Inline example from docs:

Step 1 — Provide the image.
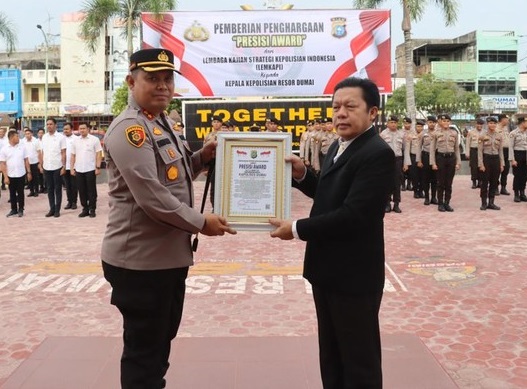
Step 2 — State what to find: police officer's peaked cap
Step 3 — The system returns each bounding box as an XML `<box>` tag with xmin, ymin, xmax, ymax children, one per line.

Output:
<box><xmin>476</xmin><ymin>118</ymin><xmax>485</xmax><ymax>125</ymax></box>
<box><xmin>517</xmin><ymin>116</ymin><xmax>527</xmax><ymax>124</ymax></box>
<box><xmin>403</xmin><ymin>117</ymin><xmax>412</xmax><ymax>124</ymax></box>
<box><xmin>211</xmin><ymin>115</ymin><xmax>222</xmax><ymax>122</ymax></box>
<box><xmin>266</xmin><ymin>116</ymin><xmax>279</xmax><ymax>124</ymax></box>
<box><xmin>438</xmin><ymin>113</ymin><xmax>451</xmax><ymax>120</ymax></box>
<box><xmin>249</xmin><ymin>123</ymin><xmax>260</xmax><ymax>131</ymax></box>
<box><xmin>486</xmin><ymin>116</ymin><xmax>498</xmax><ymax>123</ymax></box>
<box><xmin>416</xmin><ymin>119</ymin><xmax>425</xmax><ymax>126</ymax></box>
<box><xmin>307</xmin><ymin>120</ymin><xmax>315</xmax><ymax>125</ymax></box>
<box><xmin>129</xmin><ymin>48</ymin><xmax>181</xmax><ymax>74</ymax></box>
<box><xmin>322</xmin><ymin>117</ymin><xmax>332</xmax><ymax>123</ymax></box>
<box><xmin>498</xmin><ymin>114</ymin><xmax>509</xmax><ymax>121</ymax></box>
<box><xmin>426</xmin><ymin>115</ymin><xmax>437</xmax><ymax>122</ymax></box>
<box><xmin>387</xmin><ymin>115</ymin><xmax>399</xmax><ymax>122</ymax></box>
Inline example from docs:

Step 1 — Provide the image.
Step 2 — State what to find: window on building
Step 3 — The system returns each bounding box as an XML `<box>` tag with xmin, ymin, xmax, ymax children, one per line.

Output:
<box><xmin>478</xmin><ymin>50</ymin><xmax>517</xmax><ymax>63</ymax></box>
<box><xmin>105</xmin><ymin>35</ymin><xmax>111</xmax><ymax>56</ymax></box>
<box><xmin>10</xmin><ymin>91</ymin><xmax>15</xmax><ymax>101</ymax></box>
<box><xmin>105</xmin><ymin>71</ymin><xmax>112</xmax><ymax>91</ymax></box>
<box><xmin>457</xmin><ymin>82</ymin><xmax>475</xmax><ymax>92</ymax></box>
<box><xmin>478</xmin><ymin>80</ymin><xmax>516</xmax><ymax>95</ymax></box>
<box><xmin>520</xmin><ymin>90</ymin><xmax>527</xmax><ymax>99</ymax></box>
<box><xmin>48</xmin><ymin>88</ymin><xmax>61</xmax><ymax>102</ymax></box>
<box><xmin>31</xmin><ymin>88</ymin><xmax>39</xmax><ymax>102</ymax></box>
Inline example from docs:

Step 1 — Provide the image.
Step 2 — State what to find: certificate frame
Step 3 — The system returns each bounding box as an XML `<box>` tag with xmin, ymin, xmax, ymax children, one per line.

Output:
<box><xmin>214</xmin><ymin>132</ymin><xmax>292</xmax><ymax>231</ymax></box>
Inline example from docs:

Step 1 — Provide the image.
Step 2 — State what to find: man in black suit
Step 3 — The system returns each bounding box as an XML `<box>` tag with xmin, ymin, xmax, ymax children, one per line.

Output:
<box><xmin>270</xmin><ymin>77</ymin><xmax>394</xmax><ymax>389</ymax></box>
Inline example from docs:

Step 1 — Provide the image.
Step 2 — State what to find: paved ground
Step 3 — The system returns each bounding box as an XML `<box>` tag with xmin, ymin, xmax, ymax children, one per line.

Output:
<box><xmin>0</xmin><ymin>167</ymin><xmax>526</xmax><ymax>388</ymax></box>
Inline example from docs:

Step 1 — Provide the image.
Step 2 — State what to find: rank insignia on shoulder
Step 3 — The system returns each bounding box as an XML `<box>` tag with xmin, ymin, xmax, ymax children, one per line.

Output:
<box><xmin>167</xmin><ymin>148</ymin><xmax>177</xmax><ymax>159</ymax></box>
<box><xmin>125</xmin><ymin>125</ymin><xmax>146</xmax><ymax>148</ymax></box>
<box><xmin>142</xmin><ymin>109</ymin><xmax>155</xmax><ymax>121</ymax></box>
<box><xmin>167</xmin><ymin>166</ymin><xmax>178</xmax><ymax>180</ymax></box>
<box><xmin>153</xmin><ymin>127</ymin><xmax>163</xmax><ymax>136</ymax></box>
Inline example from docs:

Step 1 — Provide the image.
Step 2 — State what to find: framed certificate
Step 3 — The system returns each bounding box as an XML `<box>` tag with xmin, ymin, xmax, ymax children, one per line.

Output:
<box><xmin>214</xmin><ymin>132</ymin><xmax>292</xmax><ymax>231</ymax></box>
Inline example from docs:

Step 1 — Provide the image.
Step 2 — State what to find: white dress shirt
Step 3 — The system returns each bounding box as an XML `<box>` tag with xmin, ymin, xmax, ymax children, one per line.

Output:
<box><xmin>0</xmin><ymin>143</ymin><xmax>28</xmax><ymax>178</ymax></box>
<box><xmin>22</xmin><ymin>137</ymin><xmax>40</xmax><ymax>164</ymax></box>
<box><xmin>71</xmin><ymin>134</ymin><xmax>103</xmax><ymax>173</ymax></box>
<box><xmin>41</xmin><ymin>132</ymin><xmax>66</xmax><ymax>171</ymax></box>
<box><xmin>64</xmin><ymin>134</ymin><xmax>79</xmax><ymax>170</ymax></box>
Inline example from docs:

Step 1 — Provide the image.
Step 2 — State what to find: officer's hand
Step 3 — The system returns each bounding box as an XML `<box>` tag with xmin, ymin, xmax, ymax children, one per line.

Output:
<box><xmin>403</xmin><ymin>165</ymin><xmax>408</xmax><ymax>172</ymax></box>
<box><xmin>500</xmin><ymin>166</ymin><xmax>504</xmax><ymax>172</ymax></box>
<box><xmin>480</xmin><ymin>166</ymin><xmax>486</xmax><ymax>172</ymax></box>
<box><xmin>201</xmin><ymin>141</ymin><xmax>217</xmax><ymax>164</ymax></box>
<box><xmin>60</xmin><ymin>167</ymin><xmax>66</xmax><ymax>176</ymax></box>
<box><xmin>285</xmin><ymin>155</ymin><xmax>307</xmax><ymax>180</ymax></box>
<box><xmin>269</xmin><ymin>218</ymin><xmax>294</xmax><ymax>240</ymax></box>
<box><xmin>417</xmin><ymin>162</ymin><xmax>423</xmax><ymax>168</ymax></box>
<box><xmin>455</xmin><ymin>164</ymin><xmax>460</xmax><ymax>170</ymax></box>
<box><xmin>512</xmin><ymin>161</ymin><xmax>518</xmax><ymax>167</ymax></box>
<box><xmin>27</xmin><ymin>173</ymin><xmax>32</xmax><ymax>182</ymax></box>
<box><xmin>201</xmin><ymin>213</ymin><xmax>237</xmax><ymax>236</ymax></box>
<box><xmin>432</xmin><ymin>164</ymin><xmax>438</xmax><ymax>171</ymax></box>
<box><xmin>3</xmin><ymin>177</ymin><xmax>9</xmax><ymax>185</ymax></box>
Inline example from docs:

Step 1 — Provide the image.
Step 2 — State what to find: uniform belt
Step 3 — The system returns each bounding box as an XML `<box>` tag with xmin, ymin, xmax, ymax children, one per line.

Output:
<box><xmin>483</xmin><ymin>153</ymin><xmax>499</xmax><ymax>158</ymax></box>
<box><xmin>395</xmin><ymin>156</ymin><xmax>403</xmax><ymax>160</ymax></box>
<box><xmin>422</xmin><ymin>151</ymin><xmax>430</xmax><ymax>154</ymax></box>
<box><xmin>436</xmin><ymin>152</ymin><xmax>454</xmax><ymax>158</ymax></box>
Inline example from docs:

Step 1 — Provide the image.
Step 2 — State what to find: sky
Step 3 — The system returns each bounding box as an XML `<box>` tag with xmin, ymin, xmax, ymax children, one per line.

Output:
<box><xmin>2</xmin><ymin>0</ymin><xmax>527</xmax><ymax>71</ymax></box>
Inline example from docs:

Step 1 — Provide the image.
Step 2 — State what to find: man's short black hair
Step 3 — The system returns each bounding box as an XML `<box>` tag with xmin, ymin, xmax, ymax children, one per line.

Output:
<box><xmin>47</xmin><ymin>117</ymin><xmax>57</xmax><ymax>124</ymax></box>
<box><xmin>333</xmin><ymin>77</ymin><xmax>380</xmax><ymax>110</ymax></box>
<box><xmin>7</xmin><ymin>129</ymin><xmax>18</xmax><ymax>139</ymax></box>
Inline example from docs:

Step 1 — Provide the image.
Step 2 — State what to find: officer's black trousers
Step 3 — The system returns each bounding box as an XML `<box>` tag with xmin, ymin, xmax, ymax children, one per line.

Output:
<box><xmin>500</xmin><ymin>148</ymin><xmax>510</xmax><ymax>187</ymax></box>
<box><xmin>388</xmin><ymin>156</ymin><xmax>403</xmax><ymax>203</ymax></box>
<box><xmin>27</xmin><ymin>163</ymin><xmax>39</xmax><ymax>194</ymax></box>
<box><xmin>469</xmin><ymin>148</ymin><xmax>480</xmax><ymax>183</ymax></box>
<box><xmin>512</xmin><ymin>150</ymin><xmax>527</xmax><ymax>191</ymax></box>
<box><xmin>8</xmin><ymin>175</ymin><xmax>25</xmax><ymax>212</ymax></box>
<box><xmin>480</xmin><ymin>154</ymin><xmax>500</xmax><ymax>200</ymax></box>
<box><xmin>421</xmin><ymin>152</ymin><xmax>437</xmax><ymax>197</ymax></box>
<box><xmin>102</xmin><ymin>261</ymin><xmax>188</xmax><ymax>389</ymax></box>
<box><xmin>436</xmin><ymin>153</ymin><xmax>456</xmax><ymax>204</ymax></box>
<box><xmin>62</xmin><ymin>169</ymin><xmax>78</xmax><ymax>205</ymax></box>
<box><xmin>410</xmin><ymin>153</ymin><xmax>422</xmax><ymax>193</ymax></box>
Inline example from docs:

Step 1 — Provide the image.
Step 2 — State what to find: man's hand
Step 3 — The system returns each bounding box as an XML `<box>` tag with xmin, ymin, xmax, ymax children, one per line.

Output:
<box><xmin>201</xmin><ymin>213</ymin><xmax>237</xmax><ymax>236</ymax></box>
<box><xmin>403</xmin><ymin>165</ymin><xmax>408</xmax><ymax>172</ymax></box>
<box><xmin>201</xmin><ymin>140</ymin><xmax>217</xmax><ymax>165</ymax></box>
<box><xmin>60</xmin><ymin>167</ymin><xmax>66</xmax><ymax>176</ymax></box>
<box><xmin>512</xmin><ymin>160</ymin><xmax>518</xmax><ymax>167</ymax></box>
<box><xmin>417</xmin><ymin>162</ymin><xmax>423</xmax><ymax>168</ymax></box>
<box><xmin>455</xmin><ymin>163</ymin><xmax>460</xmax><ymax>170</ymax></box>
<box><xmin>3</xmin><ymin>176</ymin><xmax>9</xmax><ymax>185</ymax></box>
<box><xmin>480</xmin><ymin>166</ymin><xmax>486</xmax><ymax>172</ymax></box>
<box><xmin>432</xmin><ymin>164</ymin><xmax>438</xmax><ymax>171</ymax></box>
<box><xmin>71</xmin><ymin>169</ymin><xmax>76</xmax><ymax>176</ymax></box>
<box><xmin>285</xmin><ymin>155</ymin><xmax>307</xmax><ymax>180</ymax></box>
<box><xmin>269</xmin><ymin>218</ymin><xmax>294</xmax><ymax>240</ymax></box>
<box><xmin>27</xmin><ymin>172</ymin><xmax>32</xmax><ymax>182</ymax></box>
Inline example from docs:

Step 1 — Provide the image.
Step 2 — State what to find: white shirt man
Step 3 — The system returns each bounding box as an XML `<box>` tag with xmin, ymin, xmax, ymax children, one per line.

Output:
<box><xmin>71</xmin><ymin>122</ymin><xmax>103</xmax><ymax>218</ymax></box>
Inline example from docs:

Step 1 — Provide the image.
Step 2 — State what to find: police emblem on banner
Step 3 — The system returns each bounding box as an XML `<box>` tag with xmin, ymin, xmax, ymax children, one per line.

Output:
<box><xmin>183</xmin><ymin>21</ymin><xmax>210</xmax><ymax>42</ymax></box>
<box><xmin>331</xmin><ymin>17</ymin><xmax>347</xmax><ymax>38</ymax></box>
<box><xmin>125</xmin><ymin>126</ymin><xmax>146</xmax><ymax>148</ymax></box>
<box><xmin>251</xmin><ymin>150</ymin><xmax>258</xmax><ymax>159</ymax></box>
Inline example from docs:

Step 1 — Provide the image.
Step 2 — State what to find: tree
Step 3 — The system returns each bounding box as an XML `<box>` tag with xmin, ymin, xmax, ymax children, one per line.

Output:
<box><xmin>385</xmin><ymin>74</ymin><xmax>480</xmax><ymax>117</ymax></box>
<box><xmin>0</xmin><ymin>12</ymin><xmax>17</xmax><ymax>53</ymax></box>
<box><xmin>80</xmin><ymin>0</ymin><xmax>176</xmax><ymax>58</ymax></box>
<box><xmin>354</xmin><ymin>0</ymin><xmax>458</xmax><ymax>126</ymax></box>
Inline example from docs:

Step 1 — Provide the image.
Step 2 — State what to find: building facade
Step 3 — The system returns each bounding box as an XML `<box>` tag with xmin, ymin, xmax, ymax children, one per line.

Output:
<box><xmin>395</xmin><ymin>30</ymin><xmax>520</xmax><ymax>114</ymax></box>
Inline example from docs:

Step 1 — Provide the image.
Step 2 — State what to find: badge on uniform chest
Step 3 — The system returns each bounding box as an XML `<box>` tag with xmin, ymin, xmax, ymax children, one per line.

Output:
<box><xmin>167</xmin><ymin>166</ymin><xmax>178</xmax><ymax>180</ymax></box>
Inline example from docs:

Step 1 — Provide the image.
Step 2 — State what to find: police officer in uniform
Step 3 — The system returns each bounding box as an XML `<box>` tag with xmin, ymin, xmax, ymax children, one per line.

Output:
<box><xmin>466</xmin><ymin>118</ymin><xmax>485</xmax><ymax>188</ymax></box>
<box><xmin>380</xmin><ymin>115</ymin><xmax>407</xmax><ymax>213</ymax></box>
<box><xmin>401</xmin><ymin>117</ymin><xmax>412</xmax><ymax>191</ymax></box>
<box><xmin>404</xmin><ymin>119</ymin><xmax>424</xmax><ymax>198</ymax></box>
<box><xmin>509</xmin><ymin>116</ymin><xmax>527</xmax><ymax>202</ymax></box>
<box><xmin>417</xmin><ymin>116</ymin><xmax>439</xmax><ymax>205</ymax></box>
<box><xmin>430</xmin><ymin>114</ymin><xmax>461</xmax><ymax>212</ymax></box>
<box><xmin>478</xmin><ymin>116</ymin><xmax>504</xmax><ymax>210</ymax></box>
<box><xmin>101</xmin><ymin>48</ymin><xmax>236</xmax><ymax>389</ymax></box>
<box><xmin>496</xmin><ymin>114</ymin><xmax>511</xmax><ymax>195</ymax></box>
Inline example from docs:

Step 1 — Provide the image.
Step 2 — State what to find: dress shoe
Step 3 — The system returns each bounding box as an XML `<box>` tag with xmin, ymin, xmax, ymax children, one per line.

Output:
<box><xmin>45</xmin><ymin>210</ymin><xmax>55</xmax><ymax>217</ymax></box>
<box><xmin>431</xmin><ymin>198</ymin><xmax>439</xmax><ymax>205</ymax></box>
<box><xmin>54</xmin><ymin>211</ymin><xmax>60</xmax><ymax>218</ymax></box>
<box><xmin>28</xmin><ymin>192</ymin><xmax>36</xmax><ymax>197</ymax></box>
<box><xmin>78</xmin><ymin>210</ymin><xmax>90</xmax><ymax>218</ymax></box>
<box><xmin>494</xmin><ymin>189</ymin><xmax>500</xmax><ymax>196</ymax></box>
<box><xmin>438</xmin><ymin>204</ymin><xmax>446</xmax><ymax>212</ymax></box>
<box><xmin>64</xmin><ymin>203</ymin><xmax>72</xmax><ymax>210</ymax></box>
<box><xmin>392</xmin><ymin>203</ymin><xmax>402</xmax><ymax>213</ymax></box>
<box><xmin>424</xmin><ymin>198</ymin><xmax>430</xmax><ymax>205</ymax></box>
<box><xmin>480</xmin><ymin>201</ymin><xmax>487</xmax><ymax>211</ymax></box>
<box><xmin>89</xmin><ymin>210</ymin><xmax>96</xmax><ymax>218</ymax></box>
<box><xmin>514</xmin><ymin>192</ymin><xmax>521</xmax><ymax>202</ymax></box>
<box><xmin>471</xmin><ymin>182</ymin><xmax>477</xmax><ymax>189</ymax></box>
<box><xmin>487</xmin><ymin>200</ymin><xmax>500</xmax><ymax>210</ymax></box>
<box><xmin>71</xmin><ymin>203</ymin><xmax>78</xmax><ymax>210</ymax></box>
<box><xmin>413</xmin><ymin>192</ymin><xmax>419</xmax><ymax>199</ymax></box>
<box><xmin>18</xmin><ymin>210</ymin><xmax>24</xmax><ymax>217</ymax></box>
<box><xmin>500</xmin><ymin>187</ymin><xmax>510</xmax><ymax>195</ymax></box>
<box><xmin>401</xmin><ymin>185</ymin><xmax>406</xmax><ymax>192</ymax></box>
<box><xmin>406</xmin><ymin>183</ymin><xmax>412</xmax><ymax>191</ymax></box>
<box><xmin>385</xmin><ymin>204</ymin><xmax>392</xmax><ymax>213</ymax></box>
<box><xmin>444</xmin><ymin>203</ymin><xmax>454</xmax><ymax>212</ymax></box>
<box><xmin>6</xmin><ymin>210</ymin><xmax>18</xmax><ymax>217</ymax></box>
<box><xmin>520</xmin><ymin>193</ymin><xmax>527</xmax><ymax>202</ymax></box>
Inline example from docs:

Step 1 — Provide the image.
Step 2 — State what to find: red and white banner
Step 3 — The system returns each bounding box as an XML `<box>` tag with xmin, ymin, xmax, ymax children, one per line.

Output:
<box><xmin>141</xmin><ymin>9</ymin><xmax>391</xmax><ymax>97</ymax></box>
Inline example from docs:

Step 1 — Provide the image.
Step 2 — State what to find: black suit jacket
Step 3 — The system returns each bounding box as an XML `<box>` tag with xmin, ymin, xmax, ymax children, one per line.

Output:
<box><xmin>294</xmin><ymin>126</ymin><xmax>395</xmax><ymax>295</ymax></box>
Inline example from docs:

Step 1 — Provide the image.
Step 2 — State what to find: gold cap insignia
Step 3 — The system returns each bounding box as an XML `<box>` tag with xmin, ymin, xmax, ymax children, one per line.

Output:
<box><xmin>167</xmin><ymin>166</ymin><xmax>178</xmax><ymax>180</ymax></box>
<box><xmin>153</xmin><ymin>127</ymin><xmax>162</xmax><ymax>136</ymax></box>
<box><xmin>158</xmin><ymin>51</ymin><xmax>169</xmax><ymax>62</ymax></box>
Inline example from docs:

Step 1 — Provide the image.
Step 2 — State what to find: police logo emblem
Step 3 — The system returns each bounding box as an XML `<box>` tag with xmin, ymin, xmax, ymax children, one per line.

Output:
<box><xmin>184</xmin><ymin>21</ymin><xmax>210</xmax><ymax>42</ymax></box>
<box><xmin>153</xmin><ymin>127</ymin><xmax>163</xmax><ymax>136</ymax></box>
<box><xmin>125</xmin><ymin>125</ymin><xmax>146</xmax><ymax>148</ymax></box>
<box><xmin>251</xmin><ymin>150</ymin><xmax>258</xmax><ymax>159</ymax></box>
<box><xmin>167</xmin><ymin>166</ymin><xmax>178</xmax><ymax>180</ymax></box>
<box><xmin>331</xmin><ymin>17</ymin><xmax>347</xmax><ymax>39</ymax></box>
